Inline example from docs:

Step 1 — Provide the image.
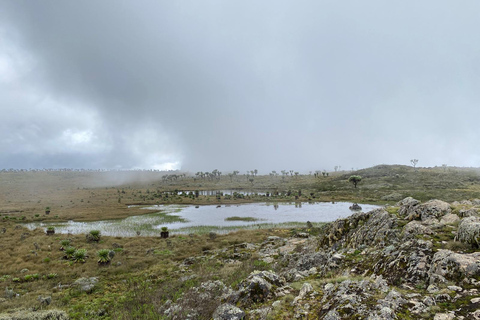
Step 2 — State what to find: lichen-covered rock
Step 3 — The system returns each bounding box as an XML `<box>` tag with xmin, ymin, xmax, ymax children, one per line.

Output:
<box><xmin>378</xmin><ymin>289</ymin><xmax>407</xmax><ymax>310</ymax></box>
<box><xmin>320</xmin><ymin>209</ymin><xmax>399</xmax><ymax>249</ymax></box>
<box><xmin>420</xmin><ymin>200</ymin><xmax>451</xmax><ymax>219</ymax></box>
<box><xmin>73</xmin><ymin>277</ymin><xmax>98</xmax><ymax>293</ymax></box>
<box><xmin>237</xmin><ymin>271</ymin><xmax>285</xmax><ymax>303</ymax></box>
<box><xmin>457</xmin><ymin>216</ymin><xmax>480</xmax><ymax>247</ymax></box>
<box><xmin>164</xmin><ymin>280</ymin><xmax>233</xmax><ymax>319</ymax></box>
<box><xmin>283</xmin><ymin>251</ymin><xmax>328</xmax><ymax>274</ymax></box>
<box><xmin>403</xmin><ymin>221</ymin><xmax>434</xmax><ymax>237</ymax></box>
<box><xmin>428</xmin><ymin>249</ymin><xmax>480</xmax><ymax>284</ymax></box>
<box><xmin>459</xmin><ymin>208</ymin><xmax>479</xmax><ymax>217</ymax></box>
<box><xmin>440</xmin><ymin>213</ymin><xmax>460</xmax><ymax>225</ymax></box>
<box><xmin>370</xmin><ymin>239</ymin><xmax>433</xmax><ymax>285</ymax></box>
<box><xmin>397</xmin><ymin>197</ymin><xmax>420</xmax><ymax>218</ymax></box>
<box><xmin>309</xmin><ymin>278</ymin><xmax>403</xmax><ymax>319</ymax></box>
<box><xmin>37</xmin><ymin>295</ymin><xmax>51</xmax><ymax>306</ymax></box>
<box><xmin>347</xmin><ymin>209</ymin><xmax>399</xmax><ymax>248</ymax></box>
<box><xmin>403</xmin><ymin>199</ymin><xmax>451</xmax><ymax>221</ymax></box>
<box><xmin>0</xmin><ymin>310</ymin><xmax>69</xmax><ymax>320</ymax></box>
<box><xmin>293</xmin><ymin>282</ymin><xmax>313</xmax><ymax>305</ymax></box>
<box><xmin>212</xmin><ymin>303</ymin><xmax>245</xmax><ymax>320</ymax></box>
<box><xmin>433</xmin><ymin>313</ymin><xmax>455</xmax><ymax>320</ymax></box>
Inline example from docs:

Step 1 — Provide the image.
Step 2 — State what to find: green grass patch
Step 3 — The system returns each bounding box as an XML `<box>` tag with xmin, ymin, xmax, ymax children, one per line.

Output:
<box><xmin>224</xmin><ymin>216</ymin><xmax>260</xmax><ymax>222</ymax></box>
<box><xmin>172</xmin><ymin>221</ymin><xmax>327</xmax><ymax>235</ymax></box>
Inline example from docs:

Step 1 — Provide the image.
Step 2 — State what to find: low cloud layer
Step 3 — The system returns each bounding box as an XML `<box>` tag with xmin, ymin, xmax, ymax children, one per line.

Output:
<box><xmin>2</xmin><ymin>1</ymin><xmax>480</xmax><ymax>173</ymax></box>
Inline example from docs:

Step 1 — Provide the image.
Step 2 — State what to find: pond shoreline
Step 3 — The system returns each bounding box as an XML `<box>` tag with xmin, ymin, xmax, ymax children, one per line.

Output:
<box><xmin>23</xmin><ymin>202</ymin><xmax>381</xmax><ymax>237</ymax></box>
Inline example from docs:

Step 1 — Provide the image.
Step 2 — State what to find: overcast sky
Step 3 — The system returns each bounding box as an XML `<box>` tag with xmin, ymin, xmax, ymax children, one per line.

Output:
<box><xmin>1</xmin><ymin>1</ymin><xmax>480</xmax><ymax>173</ymax></box>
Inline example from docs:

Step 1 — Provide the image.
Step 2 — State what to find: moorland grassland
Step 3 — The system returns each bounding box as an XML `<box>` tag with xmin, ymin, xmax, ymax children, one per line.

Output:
<box><xmin>2</xmin><ymin>165</ymin><xmax>480</xmax><ymax>319</ymax></box>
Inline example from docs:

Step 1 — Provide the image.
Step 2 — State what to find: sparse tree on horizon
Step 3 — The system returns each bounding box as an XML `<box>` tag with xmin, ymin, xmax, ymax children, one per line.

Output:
<box><xmin>411</xmin><ymin>159</ymin><xmax>419</xmax><ymax>169</ymax></box>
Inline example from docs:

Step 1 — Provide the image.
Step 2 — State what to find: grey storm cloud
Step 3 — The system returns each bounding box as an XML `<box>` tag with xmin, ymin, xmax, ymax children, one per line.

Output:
<box><xmin>1</xmin><ymin>1</ymin><xmax>480</xmax><ymax>172</ymax></box>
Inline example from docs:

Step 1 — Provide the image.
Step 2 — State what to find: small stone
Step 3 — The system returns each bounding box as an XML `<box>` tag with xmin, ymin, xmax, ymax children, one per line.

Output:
<box><xmin>471</xmin><ymin>297</ymin><xmax>480</xmax><ymax>304</ymax></box>
<box><xmin>331</xmin><ymin>253</ymin><xmax>344</xmax><ymax>261</ymax></box>
<box><xmin>434</xmin><ymin>313</ymin><xmax>455</xmax><ymax>320</ymax></box>
<box><xmin>262</xmin><ymin>257</ymin><xmax>274</xmax><ymax>264</ymax></box>
<box><xmin>293</xmin><ymin>283</ymin><xmax>313</xmax><ymax>305</ymax></box>
<box><xmin>471</xmin><ymin>310</ymin><xmax>480</xmax><ymax>320</ymax></box>
<box><xmin>296</xmin><ymin>232</ymin><xmax>309</xmax><ymax>238</ymax></box>
<box><xmin>73</xmin><ymin>277</ymin><xmax>98</xmax><ymax>293</ymax></box>
<box><xmin>435</xmin><ymin>293</ymin><xmax>451</xmax><ymax>302</ymax></box>
<box><xmin>427</xmin><ymin>284</ymin><xmax>439</xmax><ymax>293</ymax></box>
<box><xmin>423</xmin><ymin>296</ymin><xmax>436</xmax><ymax>306</ymax></box>
<box><xmin>37</xmin><ymin>295</ymin><xmax>52</xmax><ymax>305</ymax></box>
<box><xmin>5</xmin><ymin>288</ymin><xmax>15</xmax><ymax>299</ymax></box>
<box><xmin>112</xmin><ymin>242</ymin><xmax>123</xmax><ymax>249</ymax></box>
<box><xmin>447</xmin><ymin>285</ymin><xmax>463</xmax><ymax>292</ymax></box>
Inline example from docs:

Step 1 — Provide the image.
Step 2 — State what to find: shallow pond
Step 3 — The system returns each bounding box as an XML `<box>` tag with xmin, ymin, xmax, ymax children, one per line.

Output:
<box><xmin>25</xmin><ymin>202</ymin><xmax>380</xmax><ymax>237</ymax></box>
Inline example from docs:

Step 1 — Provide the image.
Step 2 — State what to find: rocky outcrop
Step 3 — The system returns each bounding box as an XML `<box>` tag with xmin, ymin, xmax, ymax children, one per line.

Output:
<box><xmin>139</xmin><ymin>200</ymin><xmax>480</xmax><ymax>319</ymax></box>
<box><xmin>320</xmin><ymin>209</ymin><xmax>399</xmax><ymax>249</ymax></box>
<box><xmin>312</xmin><ymin>277</ymin><xmax>405</xmax><ymax>319</ymax></box>
<box><xmin>347</xmin><ymin>209</ymin><xmax>399</xmax><ymax>248</ymax></box>
<box><xmin>400</xmin><ymin>199</ymin><xmax>451</xmax><ymax>221</ymax></box>
<box><xmin>399</xmin><ymin>200</ymin><xmax>452</xmax><ymax>221</ymax></box>
<box><xmin>370</xmin><ymin>239</ymin><xmax>433</xmax><ymax>285</ymax></box>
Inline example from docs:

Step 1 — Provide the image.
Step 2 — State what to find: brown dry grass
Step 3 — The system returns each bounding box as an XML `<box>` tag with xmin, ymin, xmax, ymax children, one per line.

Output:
<box><xmin>0</xmin><ymin>171</ymin><xmax>327</xmax><ymax>222</ymax></box>
<box><xmin>0</xmin><ymin>215</ymin><xmax>285</xmax><ymax>314</ymax></box>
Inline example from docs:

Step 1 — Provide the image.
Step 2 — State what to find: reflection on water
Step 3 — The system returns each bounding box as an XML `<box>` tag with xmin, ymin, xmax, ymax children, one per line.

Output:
<box><xmin>24</xmin><ymin>202</ymin><xmax>380</xmax><ymax>237</ymax></box>
<box><xmin>178</xmin><ymin>190</ymin><xmax>267</xmax><ymax>196</ymax></box>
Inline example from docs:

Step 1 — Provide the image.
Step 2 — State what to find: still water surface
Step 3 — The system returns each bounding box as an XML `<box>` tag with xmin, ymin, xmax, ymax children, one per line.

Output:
<box><xmin>25</xmin><ymin>202</ymin><xmax>380</xmax><ymax>237</ymax></box>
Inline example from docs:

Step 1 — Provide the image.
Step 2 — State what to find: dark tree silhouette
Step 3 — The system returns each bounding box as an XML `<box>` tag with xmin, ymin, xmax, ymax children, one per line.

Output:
<box><xmin>348</xmin><ymin>175</ymin><xmax>362</xmax><ymax>188</ymax></box>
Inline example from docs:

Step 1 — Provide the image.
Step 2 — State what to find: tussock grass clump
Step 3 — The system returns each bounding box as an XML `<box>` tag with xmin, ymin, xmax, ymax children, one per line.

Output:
<box><xmin>59</xmin><ymin>239</ymin><xmax>71</xmax><ymax>250</ymax></box>
<box><xmin>86</xmin><ymin>230</ymin><xmax>101</xmax><ymax>242</ymax></box>
<box><xmin>73</xmin><ymin>249</ymin><xmax>87</xmax><ymax>263</ymax></box>
<box><xmin>64</xmin><ymin>246</ymin><xmax>76</xmax><ymax>259</ymax></box>
<box><xmin>97</xmin><ymin>249</ymin><xmax>112</xmax><ymax>264</ymax></box>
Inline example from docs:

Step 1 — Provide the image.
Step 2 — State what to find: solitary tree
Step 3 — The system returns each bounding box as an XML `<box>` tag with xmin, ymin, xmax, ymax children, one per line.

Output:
<box><xmin>411</xmin><ymin>159</ymin><xmax>419</xmax><ymax>169</ymax></box>
<box><xmin>348</xmin><ymin>175</ymin><xmax>362</xmax><ymax>188</ymax></box>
